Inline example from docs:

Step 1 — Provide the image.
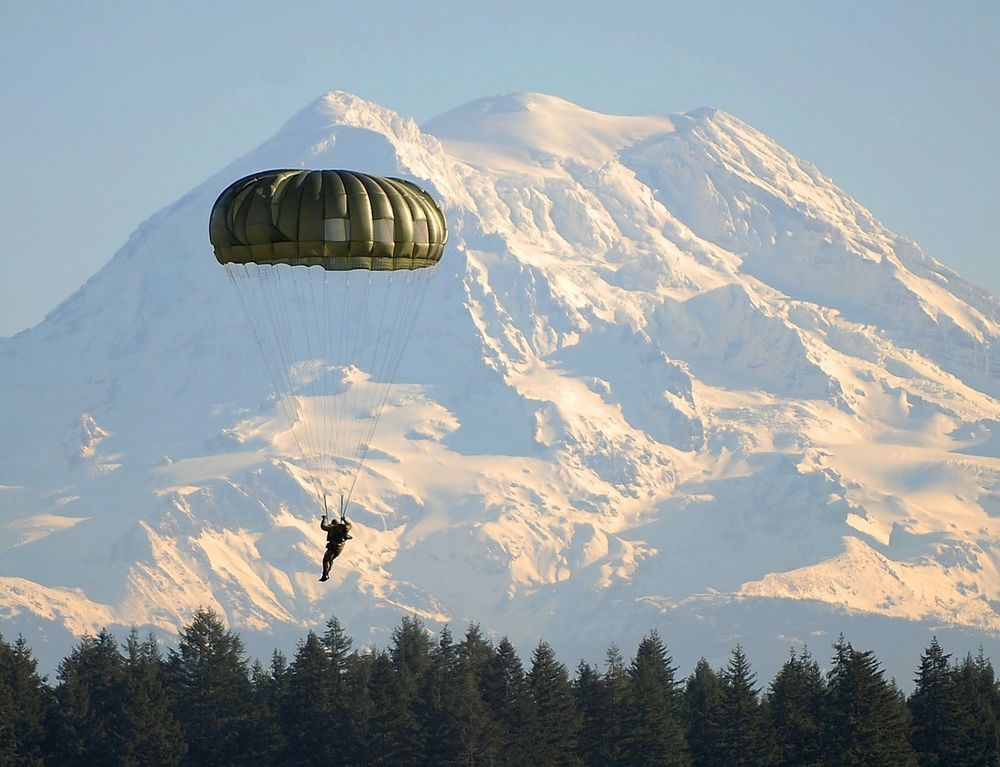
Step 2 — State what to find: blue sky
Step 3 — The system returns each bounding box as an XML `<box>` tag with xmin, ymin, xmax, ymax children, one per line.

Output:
<box><xmin>2</xmin><ymin>0</ymin><xmax>997</xmax><ymax>337</ymax></box>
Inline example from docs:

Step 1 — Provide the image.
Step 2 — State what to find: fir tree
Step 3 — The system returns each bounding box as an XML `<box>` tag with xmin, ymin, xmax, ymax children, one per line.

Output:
<box><xmin>622</xmin><ymin>631</ymin><xmax>690</xmax><ymax>766</ymax></box>
<box><xmin>367</xmin><ymin>648</ymin><xmax>413</xmax><ymax>765</ymax></box>
<box><xmin>166</xmin><ymin>607</ymin><xmax>255</xmax><ymax>767</ymax></box>
<box><xmin>420</xmin><ymin>625</ymin><xmax>499</xmax><ymax>766</ymax></box>
<box><xmin>341</xmin><ymin>649</ymin><xmax>377</xmax><ymax>765</ymax></box>
<box><xmin>247</xmin><ymin>658</ymin><xmax>284</xmax><ymax>767</ymax></box>
<box><xmin>0</xmin><ymin>632</ymin><xmax>53</xmax><ymax>766</ymax></box>
<box><xmin>419</xmin><ymin>626</ymin><xmax>464</xmax><ymax>765</ymax></box>
<box><xmin>824</xmin><ymin>636</ymin><xmax>917</xmax><ymax>766</ymax></box>
<box><xmin>574</xmin><ymin>660</ymin><xmax>607</xmax><ymax>767</ymax></box>
<box><xmin>256</xmin><ymin>650</ymin><xmax>291</xmax><ymax>763</ymax></box>
<box><xmin>526</xmin><ymin>641</ymin><xmax>583</xmax><ymax>766</ymax></box>
<box><xmin>600</xmin><ymin>644</ymin><xmax>631</xmax><ymax>767</ymax></box>
<box><xmin>282</xmin><ymin>631</ymin><xmax>341</xmax><ymax>766</ymax></box>
<box><xmin>457</xmin><ymin>623</ymin><xmax>495</xmax><ymax>682</ymax></box>
<box><xmin>717</xmin><ymin>644</ymin><xmax>771</xmax><ymax>767</ymax></box>
<box><xmin>949</xmin><ymin>649</ymin><xmax>1000</xmax><ymax>766</ymax></box>
<box><xmin>389</xmin><ymin>615</ymin><xmax>432</xmax><ymax>764</ymax></box>
<box><xmin>768</xmin><ymin>647</ymin><xmax>825</xmax><ymax>767</ymax></box>
<box><xmin>685</xmin><ymin>658</ymin><xmax>724</xmax><ymax>767</ymax></box>
<box><xmin>321</xmin><ymin>614</ymin><xmax>353</xmax><ymax>680</ymax></box>
<box><xmin>485</xmin><ymin>637</ymin><xmax>533</xmax><ymax>766</ymax></box>
<box><xmin>908</xmin><ymin>637</ymin><xmax>971</xmax><ymax>766</ymax></box>
<box><xmin>456</xmin><ymin>624</ymin><xmax>503</xmax><ymax>765</ymax></box>
<box><xmin>121</xmin><ymin>628</ymin><xmax>186</xmax><ymax>767</ymax></box>
<box><xmin>51</xmin><ymin>628</ymin><xmax>129</xmax><ymax>765</ymax></box>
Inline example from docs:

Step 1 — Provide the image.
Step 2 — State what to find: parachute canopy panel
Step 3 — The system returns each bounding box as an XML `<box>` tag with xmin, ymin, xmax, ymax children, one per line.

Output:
<box><xmin>209</xmin><ymin>169</ymin><xmax>448</xmax><ymax>271</ymax></box>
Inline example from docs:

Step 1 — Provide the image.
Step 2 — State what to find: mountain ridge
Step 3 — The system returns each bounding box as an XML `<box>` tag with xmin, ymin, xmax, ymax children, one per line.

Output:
<box><xmin>2</xmin><ymin>90</ymin><xmax>999</xmax><ymax>678</ymax></box>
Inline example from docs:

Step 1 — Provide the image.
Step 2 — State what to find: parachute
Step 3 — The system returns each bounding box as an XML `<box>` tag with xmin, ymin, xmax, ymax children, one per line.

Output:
<box><xmin>209</xmin><ymin>169</ymin><xmax>447</xmax><ymax>513</ymax></box>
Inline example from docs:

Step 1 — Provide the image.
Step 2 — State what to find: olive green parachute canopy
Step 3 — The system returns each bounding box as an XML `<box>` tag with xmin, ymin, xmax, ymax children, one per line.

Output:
<box><xmin>209</xmin><ymin>169</ymin><xmax>448</xmax><ymax>271</ymax></box>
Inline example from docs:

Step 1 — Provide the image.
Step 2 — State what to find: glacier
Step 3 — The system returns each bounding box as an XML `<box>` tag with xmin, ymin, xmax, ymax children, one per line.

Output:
<box><xmin>1</xmin><ymin>91</ymin><xmax>999</xmax><ymax>681</ymax></box>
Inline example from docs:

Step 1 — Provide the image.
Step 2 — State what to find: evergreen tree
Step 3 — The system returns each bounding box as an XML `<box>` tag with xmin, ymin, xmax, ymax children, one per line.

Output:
<box><xmin>388</xmin><ymin>615</ymin><xmax>432</xmax><ymax>764</ymax></box>
<box><xmin>456</xmin><ymin>624</ymin><xmax>503</xmax><ymax>765</ymax></box>
<box><xmin>121</xmin><ymin>629</ymin><xmax>186</xmax><ymax>767</ymax></box>
<box><xmin>51</xmin><ymin>628</ymin><xmax>129</xmax><ymax>765</ymax></box>
<box><xmin>256</xmin><ymin>651</ymin><xmax>291</xmax><ymax>764</ymax></box>
<box><xmin>768</xmin><ymin>647</ymin><xmax>825</xmax><ymax>767</ymax></box>
<box><xmin>321</xmin><ymin>614</ymin><xmax>353</xmax><ymax>680</ymax></box>
<box><xmin>0</xmin><ymin>632</ymin><xmax>53</xmax><ymax>766</ymax></box>
<box><xmin>949</xmin><ymin>649</ymin><xmax>1000</xmax><ymax>766</ymax></box>
<box><xmin>166</xmin><ymin>607</ymin><xmax>255</xmax><ymax>767</ymax></box>
<box><xmin>574</xmin><ymin>660</ymin><xmax>607</xmax><ymax>767</ymax></box>
<box><xmin>246</xmin><ymin>657</ymin><xmax>284</xmax><ymax>767</ymax></box>
<box><xmin>717</xmin><ymin>644</ymin><xmax>771</xmax><ymax>767</ymax></box>
<box><xmin>824</xmin><ymin>636</ymin><xmax>917</xmax><ymax>766</ymax></box>
<box><xmin>526</xmin><ymin>641</ymin><xmax>583</xmax><ymax>766</ymax></box>
<box><xmin>684</xmin><ymin>658</ymin><xmax>724</xmax><ymax>767</ymax></box>
<box><xmin>341</xmin><ymin>649</ymin><xmax>377</xmax><ymax>765</ymax></box>
<box><xmin>367</xmin><ymin>648</ymin><xmax>413</xmax><ymax>765</ymax></box>
<box><xmin>457</xmin><ymin>623</ymin><xmax>495</xmax><ymax>683</ymax></box>
<box><xmin>622</xmin><ymin>631</ymin><xmax>690</xmax><ymax>766</ymax></box>
<box><xmin>0</xmin><ymin>663</ymin><xmax>15</xmax><ymax>767</ymax></box>
<box><xmin>419</xmin><ymin>626</ymin><xmax>463</xmax><ymax>765</ymax></box>
<box><xmin>282</xmin><ymin>632</ymin><xmax>341</xmax><ymax>766</ymax></box>
<box><xmin>601</xmin><ymin>644</ymin><xmax>631</xmax><ymax>767</ymax></box>
<box><xmin>420</xmin><ymin>625</ymin><xmax>499</xmax><ymax>766</ymax></box>
<box><xmin>484</xmin><ymin>637</ymin><xmax>533</xmax><ymax>766</ymax></box>
<box><xmin>908</xmin><ymin>637</ymin><xmax>973</xmax><ymax>766</ymax></box>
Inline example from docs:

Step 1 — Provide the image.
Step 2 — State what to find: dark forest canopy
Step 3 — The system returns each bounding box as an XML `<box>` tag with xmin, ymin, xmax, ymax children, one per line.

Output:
<box><xmin>2</xmin><ymin>610</ymin><xmax>999</xmax><ymax>766</ymax></box>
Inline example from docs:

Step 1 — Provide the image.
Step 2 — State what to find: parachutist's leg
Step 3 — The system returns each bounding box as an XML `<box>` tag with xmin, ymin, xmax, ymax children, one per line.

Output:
<box><xmin>320</xmin><ymin>547</ymin><xmax>334</xmax><ymax>582</ymax></box>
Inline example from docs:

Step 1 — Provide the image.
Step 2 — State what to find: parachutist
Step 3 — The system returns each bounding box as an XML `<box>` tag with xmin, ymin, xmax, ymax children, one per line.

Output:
<box><xmin>319</xmin><ymin>513</ymin><xmax>352</xmax><ymax>582</ymax></box>
<box><xmin>210</xmin><ymin>170</ymin><xmax>447</xmax><ymax>552</ymax></box>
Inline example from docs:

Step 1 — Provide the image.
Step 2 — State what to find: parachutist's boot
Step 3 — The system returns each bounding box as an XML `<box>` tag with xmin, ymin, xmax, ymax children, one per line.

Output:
<box><xmin>319</xmin><ymin>571</ymin><xmax>329</xmax><ymax>582</ymax></box>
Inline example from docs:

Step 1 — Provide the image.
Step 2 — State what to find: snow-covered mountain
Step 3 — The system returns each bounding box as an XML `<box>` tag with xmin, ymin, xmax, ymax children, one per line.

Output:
<box><xmin>3</xmin><ymin>91</ymin><xmax>1000</xmax><ymax>680</ymax></box>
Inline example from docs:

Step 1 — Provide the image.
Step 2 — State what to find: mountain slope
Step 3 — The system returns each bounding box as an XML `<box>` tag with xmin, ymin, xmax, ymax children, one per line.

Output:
<box><xmin>2</xmin><ymin>91</ymin><xmax>1000</xmax><ymax>676</ymax></box>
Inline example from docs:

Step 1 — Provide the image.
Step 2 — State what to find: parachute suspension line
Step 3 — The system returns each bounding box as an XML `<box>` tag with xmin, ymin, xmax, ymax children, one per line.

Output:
<box><xmin>319</xmin><ymin>268</ymin><xmax>333</xmax><ymax>488</ymax></box>
<box><xmin>318</xmin><ymin>267</ymin><xmax>336</xmax><ymax>500</ymax></box>
<box><xmin>265</xmin><ymin>263</ymin><xmax>327</xmax><ymax>510</ymax></box>
<box><xmin>362</xmin><ymin>269</ymin><xmax>413</xmax><ymax>442</ymax></box>
<box><xmin>334</xmin><ymin>270</ymin><xmax>364</xmax><ymax>501</ymax></box>
<box><xmin>331</xmin><ymin>269</ymin><xmax>353</xmax><ymax>493</ymax></box>
<box><xmin>346</xmin><ymin>271</ymin><xmax>377</xmax><ymax>479</ymax></box>
<box><xmin>353</xmin><ymin>269</ymin><xmax>385</xmax><ymax>475</ymax></box>
<box><xmin>287</xmin><ymin>263</ymin><xmax>337</xmax><ymax>510</ymax></box>
<box><xmin>225</xmin><ymin>264</ymin><xmax>323</xmax><ymax>510</ymax></box>
<box><xmin>346</xmin><ymin>266</ymin><xmax>436</xmax><ymax>505</ymax></box>
<box><xmin>226</xmin><ymin>264</ymin><xmax>296</xmax><ymax>447</ymax></box>
<box><xmin>342</xmin><ymin>267</ymin><xmax>409</xmax><ymax>508</ymax></box>
<box><xmin>345</xmin><ymin>268</ymin><xmax>432</xmax><ymax>505</ymax></box>
<box><xmin>261</xmin><ymin>266</ymin><xmax>314</xmax><ymax>485</ymax></box>
<box><xmin>262</xmin><ymin>264</ymin><xmax>325</xmax><ymax>510</ymax></box>
<box><xmin>283</xmin><ymin>265</ymin><xmax>323</xmax><ymax>487</ymax></box>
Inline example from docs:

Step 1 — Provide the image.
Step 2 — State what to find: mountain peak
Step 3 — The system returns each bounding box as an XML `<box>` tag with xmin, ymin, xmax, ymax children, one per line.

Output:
<box><xmin>684</xmin><ymin>105</ymin><xmax>722</xmax><ymax>120</ymax></box>
<box><xmin>261</xmin><ymin>90</ymin><xmax>424</xmax><ymax>156</ymax></box>
<box><xmin>2</xmin><ymin>90</ymin><xmax>999</xmax><ymax>679</ymax></box>
<box><xmin>423</xmin><ymin>91</ymin><xmax>676</xmax><ymax>171</ymax></box>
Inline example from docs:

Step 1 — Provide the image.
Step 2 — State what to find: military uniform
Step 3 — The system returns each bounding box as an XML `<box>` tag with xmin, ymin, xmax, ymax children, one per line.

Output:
<box><xmin>319</xmin><ymin>517</ymin><xmax>352</xmax><ymax>581</ymax></box>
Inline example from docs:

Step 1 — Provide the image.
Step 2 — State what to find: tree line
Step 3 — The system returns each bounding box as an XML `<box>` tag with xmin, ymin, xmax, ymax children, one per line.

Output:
<box><xmin>1</xmin><ymin>608</ymin><xmax>998</xmax><ymax>766</ymax></box>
